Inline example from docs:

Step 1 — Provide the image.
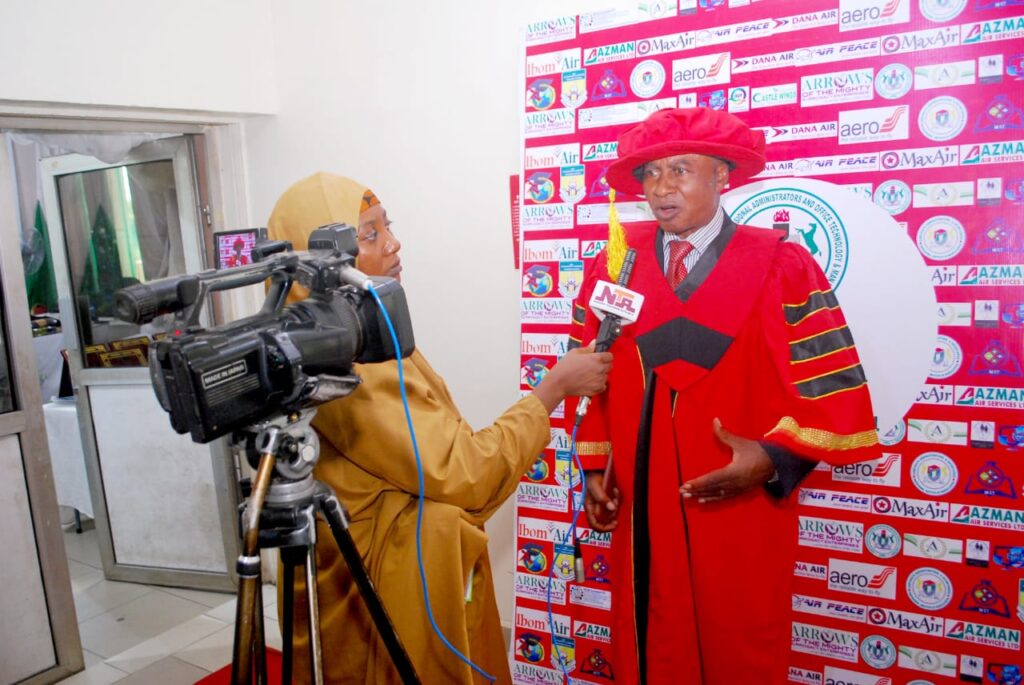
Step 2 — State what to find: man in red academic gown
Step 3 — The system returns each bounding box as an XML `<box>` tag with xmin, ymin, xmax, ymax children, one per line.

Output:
<box><xmin>566</xmin><ymin>108</ymin><xmax>879</xmax><ymax>685</ymax></box>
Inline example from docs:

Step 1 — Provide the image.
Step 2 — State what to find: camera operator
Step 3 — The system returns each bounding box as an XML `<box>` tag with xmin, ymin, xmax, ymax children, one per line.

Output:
<box><xmin>267</xmin><ymin>172</ymin><xmax>612</xmax><ymax>684</ymax></box>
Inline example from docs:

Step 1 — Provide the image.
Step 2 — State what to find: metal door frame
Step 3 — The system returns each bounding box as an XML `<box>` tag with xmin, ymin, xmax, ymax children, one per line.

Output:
<box><xmin>39</xmin><ymin>137</ymin><xmax>239</xmax><ymax>589</ymax></box>
<box><xmin>0</xmin><ymin>134</ymin><xmax>84</xmax><ymax>684</ymax></box>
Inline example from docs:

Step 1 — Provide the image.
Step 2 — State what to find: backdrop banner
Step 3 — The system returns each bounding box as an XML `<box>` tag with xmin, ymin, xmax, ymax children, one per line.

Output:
<box><xmin>514</xmin><ymin>2</ymin><xmax>1024</xmax><ymax>684</ymax></box>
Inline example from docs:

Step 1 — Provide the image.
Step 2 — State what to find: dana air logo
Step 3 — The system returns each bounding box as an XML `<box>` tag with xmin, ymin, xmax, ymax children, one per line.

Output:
<box><xmin>672</xmin><ymin>51</ymin><xmax>731</xmax><ymax>89</ymax></box>
<box><xmin>962</xmin><ymin>16</ymin><xmax>1024</xmax><ymax>45</ymax></box>
<box><xmin>839</xmin><ymin>105</ymin><xmax>909</xmax><ymax>144</ymax></box>
<box><xmin>582</xmin><ymin>141</ymin><xmax>617</xmax><ymax>161</ymax></box>
<box><xmin>839</xmin><ymin>0</ymin><xmax>909</xmax><ymax>32</ymax></box>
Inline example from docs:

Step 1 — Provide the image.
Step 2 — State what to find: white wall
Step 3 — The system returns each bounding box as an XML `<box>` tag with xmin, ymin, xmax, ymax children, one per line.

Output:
<box><xmin>245</xmin><ymin>0</ymin><xmax>611</xmax><ymax>626</ymax></box>
<box><xmin>0</xmin><ymin>0</ymin><xmax>277</xmax><ymax>114</ymax></box>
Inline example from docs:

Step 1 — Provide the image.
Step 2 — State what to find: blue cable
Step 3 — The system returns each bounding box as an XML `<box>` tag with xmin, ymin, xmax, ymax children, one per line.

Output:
<box><xmin>369</xmin><ymin>286</ymin><xmax>496</xmax><ymax>683</ymax></box>
<box><xmin>547</xmin><ymin>423</ymin><xmax>585</xmax><ymax>684</ymax></box>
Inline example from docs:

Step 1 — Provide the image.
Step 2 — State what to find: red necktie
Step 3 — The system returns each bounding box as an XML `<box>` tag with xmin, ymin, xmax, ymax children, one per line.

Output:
<box><xmin>667</xmin><ymin>240</ymin><xmax>695</xmax><ymax>290</ymax></box>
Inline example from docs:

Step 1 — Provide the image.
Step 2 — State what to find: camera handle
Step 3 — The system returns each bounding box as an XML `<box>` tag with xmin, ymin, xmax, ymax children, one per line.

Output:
<box><xmin>231</xmin><ymin>412</ymin><xmax>421</xmax><ymax>685</ymax></box>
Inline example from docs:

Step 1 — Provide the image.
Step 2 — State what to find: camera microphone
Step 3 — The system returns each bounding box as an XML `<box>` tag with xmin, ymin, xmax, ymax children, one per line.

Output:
<box><xmin>574</xmin><ymin>248</ymin><xmax>642</xmax><ymax>426</ymax></box>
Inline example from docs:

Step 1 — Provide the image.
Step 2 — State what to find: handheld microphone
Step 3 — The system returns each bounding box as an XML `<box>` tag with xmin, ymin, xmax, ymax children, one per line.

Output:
<box><xmin>574</xmin><ymin>248</ymin><xmax>642</xmax><ymax>426</ymax></box>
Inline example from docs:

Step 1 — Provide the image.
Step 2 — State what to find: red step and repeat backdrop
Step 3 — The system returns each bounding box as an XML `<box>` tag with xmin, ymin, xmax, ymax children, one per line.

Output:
<box><xmin>513</xmin><ymin>1</ymin><xmax>1024</xmax><ymax>684</ymax></box>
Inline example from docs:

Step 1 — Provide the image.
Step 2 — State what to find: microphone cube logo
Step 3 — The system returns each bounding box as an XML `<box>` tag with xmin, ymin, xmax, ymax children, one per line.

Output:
<box><xmin>589</xmin><ymin>281</ymin><xmax>645</xmax><ymax>322</ymax></box>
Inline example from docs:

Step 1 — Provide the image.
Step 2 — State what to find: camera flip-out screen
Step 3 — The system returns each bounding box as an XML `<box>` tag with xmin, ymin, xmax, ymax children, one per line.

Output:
<box><xmin>214</xmin><ymin>228</ymin><xmax>266</xmax><ymax>269</ymax></box>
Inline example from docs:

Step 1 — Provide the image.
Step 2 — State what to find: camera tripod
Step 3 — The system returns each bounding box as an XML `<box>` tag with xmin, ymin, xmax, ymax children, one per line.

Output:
<box><xmin>230</xmin><ymin>410</ymin><xmax>421</xmax><ymax>685</ymax></box>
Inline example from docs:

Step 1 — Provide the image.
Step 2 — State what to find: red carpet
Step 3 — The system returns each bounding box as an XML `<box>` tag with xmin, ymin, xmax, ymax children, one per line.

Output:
<box><xmin>195</xmin><ymin>649</ymin><xmax>283</xmax><ymax>685</ymax></box>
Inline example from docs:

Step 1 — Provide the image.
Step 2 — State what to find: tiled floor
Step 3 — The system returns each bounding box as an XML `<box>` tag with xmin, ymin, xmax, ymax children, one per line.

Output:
<box><xmin>58</xmin><ymin>527</ymin><xmax>281</xmax><ymax>685</ymax></box>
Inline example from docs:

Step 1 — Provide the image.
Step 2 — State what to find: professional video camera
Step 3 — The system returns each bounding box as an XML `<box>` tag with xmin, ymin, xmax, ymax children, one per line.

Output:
<box><xmin>113</xmin><ymin>223</ymin><xmax>415</xmax><ymax>443</ymax></box>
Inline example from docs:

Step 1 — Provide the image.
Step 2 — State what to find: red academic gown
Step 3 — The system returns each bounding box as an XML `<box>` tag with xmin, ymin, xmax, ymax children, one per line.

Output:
<box><xmin>567</xmin><ymin>220</ymin><xmax>879</xmax><ymax>685</ymax></box>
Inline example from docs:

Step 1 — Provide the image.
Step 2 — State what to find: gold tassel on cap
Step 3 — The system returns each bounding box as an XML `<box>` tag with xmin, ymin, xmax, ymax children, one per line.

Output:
<box><xmin>606</xmin><ymin>188</ymin><xmax>628</xmax><ymax>280</ymax></box>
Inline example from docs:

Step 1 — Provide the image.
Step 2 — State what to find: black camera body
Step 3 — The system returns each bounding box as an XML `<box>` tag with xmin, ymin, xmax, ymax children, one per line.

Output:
<box><xmin>115</xmin><ymin>224</ymin><xmax>414</xmax><ymax>443</ymax></box>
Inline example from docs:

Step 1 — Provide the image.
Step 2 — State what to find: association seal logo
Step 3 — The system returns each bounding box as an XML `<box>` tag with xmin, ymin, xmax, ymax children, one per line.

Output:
<box><xmin>917</xmin><ymin>215</ymin><xmax>966</xmax><ymax>260</ymax></box>
<box><xmin>919</xmin><ymin>96</ymin><xmax>968</xmax><ymax>141</ymax></box>
<box><xmin>929</xmin><ymin>334</ymin><xmax>963</xmax><ymax>379</ymax></box>
<box><xmin>875</xmin><ymin>179</ymin><xmax>912</xmax><ymax>214</ymax></box>
<box><xmin>906</xmin><ymin>566</ymin><xmax>954</xmax><ymax>610</ymax></box>
<box><xmin>919</xmin><ymin>0</ymin><xmax>967</xmax><ymax>22</ymax></box>
<box><xmin>866</xmin><ymin>524</ymin><xmax>902</xmax><ymax>558</ymax></box>
<box><xmin>875</xmin><ymin>63</ymin><xmax>913</xmax><ymax>99</ymax></box>
<box><xmin>629</xmin><ymin>59</ymin><xmax>666</xmax><ymax>99</ymax></box>
<box><xmin>860</xmin><ymin>634</ymin><xmax>897</xmax><ymax>669</ymax></box>
<box><xmin>730</xmin><ymin>188</ymin><xmax>849</xmax><ymax>288</ymax></box>
<box><xmin>878</xmin><ymin>420</ymin><xmax>906</xmax><ymax>446</ymax></box>
<box><xmin>911</xmin><ymin>451</ymin><xmax>959</xmax><ymax>496</ymax></box>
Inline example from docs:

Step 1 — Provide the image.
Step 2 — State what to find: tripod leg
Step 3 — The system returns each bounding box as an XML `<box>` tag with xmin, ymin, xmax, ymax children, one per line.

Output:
<box><xmin>279</xmin><ymin>547</ymin><xmax>300</xmax><ymax>684</ymax></box>
<box><xmin>254</xmin><ymin>581</ymin><xmax>267</xmax><ymax>685</ymax></box>
<box><xmin>305</xmin><ymin>543</ymin><xmax>325</xmax><ymax>685</ymax></box>
<box><xmin>231</xmin><ymin>451</ymin><xmax>276</xmax><ymax>685</ymax></box>
<box><xmin>318</xmin><ymin>491</ymin><xmax>421</xmax><ymax>685</ymax></box>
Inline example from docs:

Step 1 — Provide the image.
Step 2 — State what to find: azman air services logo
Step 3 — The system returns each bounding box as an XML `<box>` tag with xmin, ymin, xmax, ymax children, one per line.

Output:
<box><xmin>730</xmin><ymin>189</ymin><xmax>850</xmax><ymax>288</ymax></box>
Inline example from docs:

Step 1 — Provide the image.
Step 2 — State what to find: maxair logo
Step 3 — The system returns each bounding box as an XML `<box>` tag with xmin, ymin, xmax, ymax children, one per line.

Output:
<box><xmin>839</xmin><ymin>0</ymin><xmax>908</xmax><ymax>32</ymax></box>
<box><xmin>582</xmin><ymin>141</ymin><xmax>617</xmax><ymax>161</ymax></box>
<box><xmin>880</xmin><ymin>145</ymin><xmax>958</xmax><ymax>170</ymax></box>
<box><xmin>584</xmin><ymin>41</ymin><xmax>636</xmax><ymax>66</ymax></box>
<box><xmin>866</xmin><ymin>607</ymin><xmax>944</xmax><ymax>636</ymax></box>
<box><xmin>950</xmin><ymin>503</ymin><xmax>1024</xmax><ymax>531</ymax></box>
<box><xmin>672</xmin><ymin>51</ymin><xmax>730</xmax><ymax>89</ymax></box>
<box><xmin>828</xmin><ymin>559</ymin><xmax>898</xmax><ymax>599</ymax></box>
<box><xmin>839</xmin><ymin>105</ymin><xmax>909</xmax><ymax>144</ymax></box>
<box><xmin>962</xmin><ymin>16</ymin><xmax>1024</xmax><ymax>45</ymax></box>
<box><xmin>870</xmin><ymin>495</ymin><xmax>950</xmax><ymax>521</ymax></box>
<box><xmin>960</xmin><ymin>140</ymin><xmax>1024</xmax><ymax>165</ymax></box>
<box><xmin>944</xmin><ymin>620</ymin><xmax>1022</xmax><ymax>650</ymax></box>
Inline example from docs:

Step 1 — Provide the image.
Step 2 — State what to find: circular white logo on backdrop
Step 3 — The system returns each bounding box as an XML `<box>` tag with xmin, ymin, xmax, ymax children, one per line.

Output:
<box><xmin>919</xmin><ymin>0</ymin><xmax>968</xmax><ymax>22</ymax></box>
<box><xmin>875</xmin><ymin>63</ymin><xmax>913</xmax><ymax>99</ymax></box>
<box><xmin>861</xmin><ymin>634</ymin><xmax>897</xmax><ymax>669</ymax></box>
<box><xmin>878</xmin><ymin>420</ymin><xmax>907</xmax><ymax>446</ymax></box>
<box><xmin>919</xmin><ymin>96</ymin><xmax>968</xmax><ymax>142</ymax></box>
<box><xmin>929</xmin><ymin>334</ymin><xmax>963</xmax><ymax>379</ymax></box>
<box><xmin>630</xmin><ymin>60</ymin><xmax>666</xmax><ymax>99</ymax></box>
<box><xmin>906</xmin><ymin>567</ymin><xmax>954</xmax><ymax>610</ymax></box>
<box><xmin>724</xmin><ymin>178</ymin><xmax>937</xmax><ymax>431</ymax></box>
<box><xmin>866</xmin><ymin>524</ymin><xmax>902</xmax><ymax>558</ymax></box>
<box><xmin>875</xmin><ymin>179</ymin><xmax>912</xmax><ymax>214</ymax></box>
<box><xmin>917</xmin><ymin>215</ymin><xmax>966</xmax><ymax>260</ymax></box>
<box><xmin>911</xmin><ymin>451</ymin><xmax>959</xmax><ymax>496</ymax></box>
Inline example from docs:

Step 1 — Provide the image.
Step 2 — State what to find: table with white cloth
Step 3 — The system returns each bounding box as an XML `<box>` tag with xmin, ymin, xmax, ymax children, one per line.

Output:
<box><xmin>42</xmin><ymin>399</ymin><xmax>93</xmax><ymax>530</ymax></box>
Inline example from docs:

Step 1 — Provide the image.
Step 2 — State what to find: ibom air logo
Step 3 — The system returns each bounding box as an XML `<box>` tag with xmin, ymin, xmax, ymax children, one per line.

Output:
<box><xmin>730</xmin><ymin>188</ymin><xmax>850</xmax><ymax>288</ymax></box>
<box><xmin>875</xmin><ymin>62</ymin><xmax>912</xmax><ymax>99</ymax></box>
<box><xmin>919</xmin><ymin>0</ymin><xmax>967</xmax><ymax>22</ymax></box>
<box><xmin>875</xmin><ymin>179</ymin><xmax>911</xmax><ymax>214</ymax></box>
